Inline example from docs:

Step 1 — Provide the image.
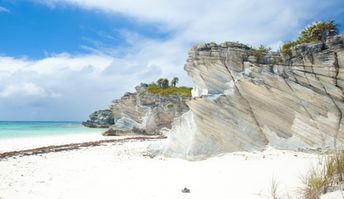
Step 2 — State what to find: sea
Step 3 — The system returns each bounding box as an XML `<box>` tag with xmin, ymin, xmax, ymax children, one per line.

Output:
<box><xmin>0</xmin><ymin>121</ymin><xmax>105</xmax><ymax>139</ymax></box>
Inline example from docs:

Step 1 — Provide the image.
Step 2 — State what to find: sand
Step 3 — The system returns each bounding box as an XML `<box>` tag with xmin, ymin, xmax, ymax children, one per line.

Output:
<box><xmin>0</xmin><ymin>132</ymin><xmax>119</xmax><ymax>152</ymax></box>
<box><xmin>0</xmin><ymin>134</ymin><xmax>334</xmax><ymax>199</ymax></box>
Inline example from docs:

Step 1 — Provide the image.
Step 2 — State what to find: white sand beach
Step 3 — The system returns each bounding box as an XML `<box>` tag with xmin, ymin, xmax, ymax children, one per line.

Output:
<box><xmin>0</xmin><ymin>132</ymin><xmax>116</xmax><ymax>153</ymax></box>
<box><xmin>0</xmin><ymin>136</ymin><xmax>334</xmax><ymax>199</ymax></box>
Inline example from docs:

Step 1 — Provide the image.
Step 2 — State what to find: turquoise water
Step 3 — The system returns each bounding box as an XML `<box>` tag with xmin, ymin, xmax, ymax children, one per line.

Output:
<box><xmin>0</xmin><ymin>121</ymin><xmax>105</xmax><ymax>139</ymax></box>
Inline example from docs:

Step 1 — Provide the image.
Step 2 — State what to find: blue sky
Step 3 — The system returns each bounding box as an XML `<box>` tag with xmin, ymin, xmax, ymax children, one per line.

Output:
<box><xmin>0</xmin><ymin>1</ymin><xmax>169</xmax><ymax>58</ymax></box>
<box><xmin>0</xmin><ymin>0</ymin><xmax>343</xmax><ymax>121</ymax></box>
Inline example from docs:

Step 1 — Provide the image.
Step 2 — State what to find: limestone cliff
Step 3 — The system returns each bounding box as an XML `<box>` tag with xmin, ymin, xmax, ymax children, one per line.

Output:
<box><xmin>83</xmin><ymin>83</ymin><xmax>190</xmax><ymax>135</ymax></box>
<box><xmin>82</xmin><ymin>110</ymin><xmax>114</xmax><ymax>128</ymax></box>
<box><xmin>150</xmin><ymin>35</ymin><xmax>344</xmax><ymax>160</ymax></box>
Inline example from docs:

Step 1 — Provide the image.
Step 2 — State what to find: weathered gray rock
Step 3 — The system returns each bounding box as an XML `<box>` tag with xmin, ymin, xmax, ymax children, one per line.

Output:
<box><xmin>150</xmin><ymin>35</ymin><xmax>344</xmax><ymax>160</ymax></box>
<box><xmin>82</xmin><ymin>109</ymin><xmax>114</xmax><ymax>128</ymax></box>
<box><xmin>84</xmin><ymin>83</ymin><xmax>190</xmax><ymax>135</ymax></box>
<box><xmin>110</xmin><ymin>83</ymin><xmax>190</xmax><ymax>135</ymax></box>
<box><xmin>102</xmin><ymin>127</ymin><xmax>147</xmax><ymax>136</ymax></box>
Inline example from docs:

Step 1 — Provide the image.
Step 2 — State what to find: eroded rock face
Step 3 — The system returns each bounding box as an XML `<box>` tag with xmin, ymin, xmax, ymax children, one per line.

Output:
<box><xmin>84</xmin><ymin>83</ymin><xmax>190</xmax><ymax>135</ymax></box>
<box><xmin>110</xmin><ymin>84</ymin><xmax>190</xmax><ymax>135</ymax></box>
<box><xmin>151</xmin><ymin>35</ymin><xmax>344</xmax><ymax>160</ymax></box>
<box><xmin>82</xmin><ymin>110</ymin><xmax>114</xmax><ymax>128</ymax></box>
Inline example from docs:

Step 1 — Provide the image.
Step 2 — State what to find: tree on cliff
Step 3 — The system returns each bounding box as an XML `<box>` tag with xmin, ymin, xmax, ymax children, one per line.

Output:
<box><xmin>171</xmin><ymin>77</ymin><xmax>179</xmax><ymax>87</ymax></box>
<box><xmin>298</xmin><ymin>20</ymin><xmax>338</xmax><ymax>43</ymax></box>
<box><xmin>157</xmin><ymin>78</ymin><xmax>164</xmax><ymax>88</ymax></box>
<box><xmin>157</xmin><ymin>78</ymin><xmax>169</xmax><ymax>89</ymax></box>
<box><xmin>162</xmin><ymin>79</ymin><xmax>169</xmax><ymax>89</ymax></box>
<box><xmin>281</xmin><ymin>20</ymin><xmax>339</xmax><ymax>56</ymax></box>
<box><xmin>300</xmin><ymin>20</ymin><xmax>338</xmax><ymax>43</ymax></box>
<box><xmin>251</xmin><ymin>45</ymin><xmax>271</xmax><ymax>61</ymax></box>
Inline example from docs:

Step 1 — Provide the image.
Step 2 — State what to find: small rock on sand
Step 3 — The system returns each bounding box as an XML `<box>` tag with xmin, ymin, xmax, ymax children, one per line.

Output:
<box><xmin>182</xmin><ymin>187</ymin><xmax>190</xmax><ymax>193</ymax></box>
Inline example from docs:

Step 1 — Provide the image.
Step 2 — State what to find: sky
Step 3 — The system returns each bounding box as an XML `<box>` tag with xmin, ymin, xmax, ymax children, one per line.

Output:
<box><xmin>0</xmin><ymin>0</ymin><xmax>343</xmax><ymax>121</ymax></box>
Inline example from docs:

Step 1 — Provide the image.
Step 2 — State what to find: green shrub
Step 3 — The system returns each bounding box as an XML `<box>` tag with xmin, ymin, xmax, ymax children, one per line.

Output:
<box><xmin>281</xmin><ymin>41</ymin><xmax>299</xmax><ymax>57</ymax></box>
<box><xmin>171</xmin><ymin>77</ymin><xmax>179</xmax><ymax>87</ymax></box>
<box><xmin>302</xmin><ymin>150</ymin><xmax>344</xmax><ymax>199</ymax></box>
<box><xmin>300</xmin><ymin>20</ymin><xmax>338</xmax><ymax>43</ymax></box>
<box><xmin>251</xmin><ymin>45</ymin><xmax>271</xmax><ymax>60</ymax></box>
<box><xmin>303</xmin><ymin>167</ymin><xmax>325</xmax><ymax>199</ymax></box>
<box><xmin>147</xmin><ymin>84</ymin><xmax>191</xmax><ymax>98</ymax></box>
<box><xmin>157</xmin><ymin>78</ymin><xmax>169</xmax><ymax>89</ymax></box>
<box><xmin>281</xmin><ymin>20</ymin><xmax>339</xmax><ymax>57</ymax></box>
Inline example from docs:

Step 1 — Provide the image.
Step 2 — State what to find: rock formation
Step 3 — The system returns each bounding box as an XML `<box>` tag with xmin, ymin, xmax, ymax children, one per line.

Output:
<box><xmin>82</xmin><ymin>110</ymin><xmax>114</xmax><ymax>128</ymax></box>
<box><xmin>83</xmin><ymin>83</ymin><xmax>190</xmax><ymax>135</ymax></box>
<box><xmin>150</xmin><ymin>35</ymin><xmax>344</xmax><ymax>160</ymax></box>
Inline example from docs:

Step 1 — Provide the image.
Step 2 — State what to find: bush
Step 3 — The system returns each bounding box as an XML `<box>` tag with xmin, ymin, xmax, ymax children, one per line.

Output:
<box><xmin>171</xmin><ymin>77</ymin><xmax>179</xmax><ymax>87</ymax></box>
<box><xmin>147</xmin><ymin>83</ymin><xmax>191</xmax><ymax>98</ymax></box>
<box><xmin>251</xmin><ymin>45</ymin><xmax>271</xmax><ymax>60</ymax></box>
<box><xmin>303</xmin><ymin>166</ymin><xmax>325</xmax><ymax>199</ymax></box>
<box><xmin>157</xmin><ymin>78</ymin><xmax>169</xmax><ymax>89</ymax></box>
<box><xmin>300</xmin><ymin>20</ymin><xmax>338</xmax><ymax>43</ymax></box>
<box><xmin>281</xmin><ymin>20</ymin><xmax>339</xmax><ymax>57</ymax></box>
<box><xmin>281</xmin><ymin>41</ymin><xmax>299</xmax><ymax>57</ymax></box>
<box><xmin>302</xmin><ymin>150</ymin><xmax>344</xmax><ymax>199</ymax></box>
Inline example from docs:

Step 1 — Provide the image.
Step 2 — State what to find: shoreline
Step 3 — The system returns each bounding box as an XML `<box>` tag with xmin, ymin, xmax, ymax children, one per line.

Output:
<box><xmin>0</xmin><ymin>132</ymin><xmax>112</xmax><ymax>152</ymax></box>
<box><xmin>0</xmin><ymin>135</ymin><xmax>165</xmax><ymax>160</ymax></box>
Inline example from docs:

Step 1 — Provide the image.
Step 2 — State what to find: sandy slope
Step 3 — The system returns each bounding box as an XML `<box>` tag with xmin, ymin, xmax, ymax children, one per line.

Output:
<box><xmin>0</xmin><ymin>137</ymin><xmax>328</xmax><ymax>199</ymax></box>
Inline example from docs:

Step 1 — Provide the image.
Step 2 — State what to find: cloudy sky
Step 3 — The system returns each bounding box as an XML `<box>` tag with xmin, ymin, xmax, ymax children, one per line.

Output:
<box><xmin>0</xmin><ymin>0</ymin><xmax>343</xmax><ymax>121</ymax></box>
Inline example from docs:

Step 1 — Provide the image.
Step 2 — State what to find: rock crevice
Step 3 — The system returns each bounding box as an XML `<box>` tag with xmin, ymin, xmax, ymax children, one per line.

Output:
<box><xmin>222</xmin><ymin>50</ymin><xmax>268</xmax><ymax>145</ymax></box>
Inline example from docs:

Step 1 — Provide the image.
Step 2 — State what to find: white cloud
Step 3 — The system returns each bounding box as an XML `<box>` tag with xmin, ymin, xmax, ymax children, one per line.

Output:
<box><xmin>0</xmin><ymin>82</ymin><xmax>49</xmax><ymax>97</ymax></box>
<box><xmin>2</xmin><ymin>0</ymin><xmax>342</xmax><ymax>120</ymax></box>
<box><xmin>0</xmin><ymin>46</ymin><xmax>190</xmax><ymax>120</ymax></box>
<box><xmin>0</xmin><ymin>54</ymin><xmax>114</xmax><ymax>120</ymax></box>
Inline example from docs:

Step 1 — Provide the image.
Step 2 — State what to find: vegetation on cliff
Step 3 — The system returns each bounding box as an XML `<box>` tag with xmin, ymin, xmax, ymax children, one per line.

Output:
<box><xmin>281</xmin><ymin>20</ymin><xmax>339</xmax><ymax>56</ymax></box>
<box><xmin>84</xmin><ymin>78</ymin><xmax>191</xmax><ymax>130</ymax></box>
<box><xmin>147</xmin><ymin>77</ymin><xmax>192</xmax><ymax>98</ymax></box>
<box><xmin>250</xmin><ymin>45</ymin><xmax>271</xmax><ymax>60</ymax></box>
